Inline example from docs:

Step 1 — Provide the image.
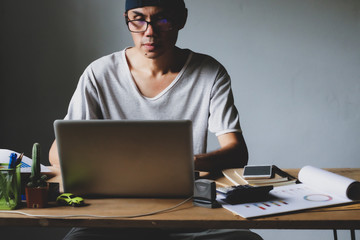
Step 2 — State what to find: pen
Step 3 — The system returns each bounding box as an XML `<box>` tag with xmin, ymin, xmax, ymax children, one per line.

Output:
<box><xmin>15</xmin><ymin>153</ymin><xmax>24</xmax><ymax>167</ymax></box>
<box><xmin>9</xmin><ymin>153</ymin><xmax>17</xmax><ymax>169</ymax></box>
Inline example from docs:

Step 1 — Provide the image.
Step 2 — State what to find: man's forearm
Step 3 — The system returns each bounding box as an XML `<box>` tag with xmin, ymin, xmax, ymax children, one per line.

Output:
<box><xmin>194</xmin><ymin>142</ymin><xmax>248</xmax><ymax>172</ymax></box>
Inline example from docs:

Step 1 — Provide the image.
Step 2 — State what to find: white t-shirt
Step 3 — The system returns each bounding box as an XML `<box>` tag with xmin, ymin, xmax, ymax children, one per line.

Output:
<box><xmin>65</xmin><ymin>48</ymin><xmax>241</xmax><ymax>154</ymax></box>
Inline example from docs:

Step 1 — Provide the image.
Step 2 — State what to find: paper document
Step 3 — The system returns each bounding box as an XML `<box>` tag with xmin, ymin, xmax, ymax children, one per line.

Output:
<box><xmin>223</xmin><ymin>166</ymin><xmax>297</xmax><ymax>187</ymax></box>
<box><xmin>0</xmin><ymin>149</ymin><xmax>51</xmax><ymax>173</ymax></box>
<box><xmin>217</xmin><ymin>165</ymin><xmax>360</xmax><ymax>218</ymax></box>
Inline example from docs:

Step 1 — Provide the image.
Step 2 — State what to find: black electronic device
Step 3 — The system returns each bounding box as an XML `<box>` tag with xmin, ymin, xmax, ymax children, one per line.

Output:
<box><xmin>243</xmin><ymin>165</ymin><xmax>273</xmax><ymax>179</ymax></box>
<box><xmin>193</xmin><ymin>179</ymin><xmax>220</xmax><ymax>208</ymax></box>
<box><xmin>217</xmin><ymin>185</ymin><xmax>273</xmax><ymax>204</ymax></box>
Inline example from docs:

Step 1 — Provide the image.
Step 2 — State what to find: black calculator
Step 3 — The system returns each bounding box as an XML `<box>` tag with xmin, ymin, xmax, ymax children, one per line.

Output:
<box><xmin>217</xmin><ymin>185</ymin><xmax>273</xmax><ymax>204</ymax></box>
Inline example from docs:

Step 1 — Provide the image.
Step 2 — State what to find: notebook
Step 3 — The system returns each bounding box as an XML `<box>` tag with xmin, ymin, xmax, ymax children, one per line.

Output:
<box><xmin>54</xmin><ymin>120</ymin><xmax>194</xmax><ymax>198</ymax></box>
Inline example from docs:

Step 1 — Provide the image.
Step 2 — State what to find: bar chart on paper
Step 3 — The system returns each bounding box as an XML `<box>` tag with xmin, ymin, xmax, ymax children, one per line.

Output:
<box><xmin>243</xmin><ymin>199</ymin><xmax>290</xmax><ymax>211</ymax></box>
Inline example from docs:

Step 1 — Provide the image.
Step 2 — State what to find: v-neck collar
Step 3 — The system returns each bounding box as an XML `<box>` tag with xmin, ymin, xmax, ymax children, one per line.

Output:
<box><xmin>122</xmin><ymin>48</ymin><xmax>193</xmax><ymax>101</ymax></box>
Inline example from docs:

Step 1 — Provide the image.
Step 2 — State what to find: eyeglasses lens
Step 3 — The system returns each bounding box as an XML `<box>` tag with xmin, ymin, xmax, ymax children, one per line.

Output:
<box><xmin>128</xmin><ymin>19</ymin><xmax>172</xmax><ymax>32</ymax></box>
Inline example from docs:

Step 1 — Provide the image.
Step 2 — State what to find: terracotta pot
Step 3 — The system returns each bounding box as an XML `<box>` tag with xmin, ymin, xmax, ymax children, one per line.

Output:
<box><xmin>25</xmin><ymin>186</ymin><xmax>48</xmax><ymax>208</ymax></box>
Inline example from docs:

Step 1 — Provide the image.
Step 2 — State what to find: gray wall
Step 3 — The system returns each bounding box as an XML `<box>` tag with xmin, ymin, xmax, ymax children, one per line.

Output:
<box><xmin>181</xmin><ymin>0</ymin><xmax>360</xmax><ymax>169</ymax></box>
<box><xmin>1</xmin><ymin>0</ymin><xmax>359</xmax><ymax>239</ymax></box>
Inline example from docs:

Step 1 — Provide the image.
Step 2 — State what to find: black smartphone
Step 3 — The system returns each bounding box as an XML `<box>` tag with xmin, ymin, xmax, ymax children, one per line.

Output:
<box><xmin>243</xmin><ymin>165</ymin><xmax>273</xmax><ymax>179</ymax></box>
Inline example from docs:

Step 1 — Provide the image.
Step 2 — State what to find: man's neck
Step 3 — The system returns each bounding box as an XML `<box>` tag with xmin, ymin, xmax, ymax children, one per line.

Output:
<box><xmin>125</xmin><ymin>46</ymin><xmax>189</xmax><ymax>98</ymax></box>
<box><xmin>126</xmin><ymin>47</ymin><xmax>185</xmax><ymax>77</ymax></box>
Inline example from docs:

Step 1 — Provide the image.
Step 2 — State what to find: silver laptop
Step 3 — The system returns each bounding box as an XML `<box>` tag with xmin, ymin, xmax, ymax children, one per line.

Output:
<box><xmin>54</xmin><ymin>120</ymin><xmax>194</xmax><ymax>198</ymax></box>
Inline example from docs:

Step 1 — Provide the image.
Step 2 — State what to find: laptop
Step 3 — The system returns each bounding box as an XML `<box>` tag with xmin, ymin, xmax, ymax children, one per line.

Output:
<box><xmin>54</xmin><ymin>120</ymin><xmax>194</xmax><ymax>198</ymax></box>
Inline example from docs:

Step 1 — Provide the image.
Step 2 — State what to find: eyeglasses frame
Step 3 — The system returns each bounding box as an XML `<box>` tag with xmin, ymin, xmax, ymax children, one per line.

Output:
<box><xmin>125</xmin><ymin>16</ymin><xmax>175</xmax><ymax>33</ymax></box>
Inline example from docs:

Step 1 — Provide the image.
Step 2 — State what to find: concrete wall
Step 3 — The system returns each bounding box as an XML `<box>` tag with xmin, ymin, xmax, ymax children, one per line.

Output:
<box><xmin>1</xmin><ymin>0</ymin><xmax>359</xmax><ymax>239</ymax></box>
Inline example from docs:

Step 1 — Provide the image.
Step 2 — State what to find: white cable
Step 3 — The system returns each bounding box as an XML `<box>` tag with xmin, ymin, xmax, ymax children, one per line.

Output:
<box><xmin>0</xmin><ymin>197</ymin><xmax>193</xmax><ymax>218</ymax></box>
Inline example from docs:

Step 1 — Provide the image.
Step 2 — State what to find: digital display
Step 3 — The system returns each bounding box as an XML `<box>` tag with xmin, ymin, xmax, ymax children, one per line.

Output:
<box><xmin>243</xmin><ymin>166</ymin><xmax>272</xmax><ymax>175</ymax></box>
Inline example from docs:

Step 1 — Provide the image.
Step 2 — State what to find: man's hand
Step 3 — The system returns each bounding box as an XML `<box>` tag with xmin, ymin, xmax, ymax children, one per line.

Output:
<box><xmin>49</xmin><ymin>140</ymin><xmax>60</xmax><ymax>169</ymax></box>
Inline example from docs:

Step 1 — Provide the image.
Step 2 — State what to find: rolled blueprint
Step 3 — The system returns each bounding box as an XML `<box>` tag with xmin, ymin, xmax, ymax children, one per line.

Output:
<box><xmin>298</xmin><ymin>165</ymin><xmax>360</xmax><ymax>200</ymax></box>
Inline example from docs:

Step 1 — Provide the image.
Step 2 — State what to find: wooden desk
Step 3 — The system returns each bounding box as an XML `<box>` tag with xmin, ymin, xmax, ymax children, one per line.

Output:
<box><xmin>0</xmin><ymin>168</ymin><xmax>359</xmax><ymax>231</ymax></box>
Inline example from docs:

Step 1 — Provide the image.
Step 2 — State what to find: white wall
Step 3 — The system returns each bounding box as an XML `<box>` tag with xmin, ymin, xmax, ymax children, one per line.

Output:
<box><xmin>1</xmin><ymin>0</ymin><xmax>359</xmax><ymax>239</ymax></box>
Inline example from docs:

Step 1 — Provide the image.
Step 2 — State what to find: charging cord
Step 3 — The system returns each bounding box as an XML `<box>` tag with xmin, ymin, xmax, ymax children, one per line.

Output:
<box><xmin>0</xmin><ymin>197</ymin><xmax>193</xmax><ymax>218</ymax></box>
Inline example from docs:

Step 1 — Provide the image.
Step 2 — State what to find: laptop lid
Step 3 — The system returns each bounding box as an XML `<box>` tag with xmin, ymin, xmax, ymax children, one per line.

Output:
<box><xmin>54</xmin><ymin>120</ymin><xmax>194</xmax><ymax>198</ymax></box>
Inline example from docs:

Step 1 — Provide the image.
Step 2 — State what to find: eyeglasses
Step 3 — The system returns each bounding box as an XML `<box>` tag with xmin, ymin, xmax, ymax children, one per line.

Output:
<box><xmin>126</xmin><ymin>18</ymin><xmax>173</xmax><ymax>33</ymax></box>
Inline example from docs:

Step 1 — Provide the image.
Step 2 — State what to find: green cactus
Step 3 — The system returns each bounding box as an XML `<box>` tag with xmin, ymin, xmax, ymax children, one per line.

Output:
<box><xmin>27</xmin><ymin>143</ymin><xmax>47</xmax><ymax>188</ymax></box>
<box><xmin>31</xmin><ymin>143</ymin><xmax>41</xmax><ymax>180</ymax></box>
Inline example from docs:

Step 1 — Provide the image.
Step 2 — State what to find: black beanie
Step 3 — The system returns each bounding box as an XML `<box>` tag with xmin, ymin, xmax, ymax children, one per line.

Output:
<box><xmin>125</xmin><ymin>0</ymin><xmax>185</xmax><ymax>12</ymax></box>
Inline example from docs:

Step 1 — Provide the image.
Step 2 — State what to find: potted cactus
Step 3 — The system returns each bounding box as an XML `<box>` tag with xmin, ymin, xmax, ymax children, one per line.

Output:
<box><xmin>25</xmin><ymin>143</ymin><xmax>48</xmax><ymax>208</ymax></box>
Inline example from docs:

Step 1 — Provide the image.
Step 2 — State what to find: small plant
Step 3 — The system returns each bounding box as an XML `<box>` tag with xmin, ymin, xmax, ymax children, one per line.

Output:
<box><xmin>27</xmin><ymin>143</ymin><xmax>47</xmax><ymax>188</ymax></box>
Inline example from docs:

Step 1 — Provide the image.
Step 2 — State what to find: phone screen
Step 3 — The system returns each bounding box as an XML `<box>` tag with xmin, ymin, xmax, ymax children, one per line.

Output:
<box><xmin>243</xmin><ymin>166</ymin><xmax>272</xmax><ymax>175</ymax></box>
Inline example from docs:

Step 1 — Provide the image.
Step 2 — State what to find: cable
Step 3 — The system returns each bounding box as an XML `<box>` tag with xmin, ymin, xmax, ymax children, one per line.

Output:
<box><xmin>0</xmin><ymin>197</ymin><xmax>193</xmax><ymax>219</ymax></box>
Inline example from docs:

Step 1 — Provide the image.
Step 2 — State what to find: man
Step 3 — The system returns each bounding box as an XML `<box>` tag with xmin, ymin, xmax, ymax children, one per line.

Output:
<box><xmin>49</xmin><ymin>0</ymin><xmax>262</xmax><ymax>239</ymax></box>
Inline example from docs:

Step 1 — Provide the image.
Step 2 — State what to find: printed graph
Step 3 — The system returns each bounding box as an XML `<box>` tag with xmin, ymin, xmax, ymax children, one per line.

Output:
<box><xmin>304</xmin><ymin>194</ymin><xmax>333</xmax><ymax>202</ymax></box>
<box><xmin>244</xmin><ymin>200</ymin><xmax>290</xmax><ymax>211</ymax></box>
<box><xmin>20</xmin><ymin>162</ymin><xmax>31</xmax><ymax>168</ymax></box>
